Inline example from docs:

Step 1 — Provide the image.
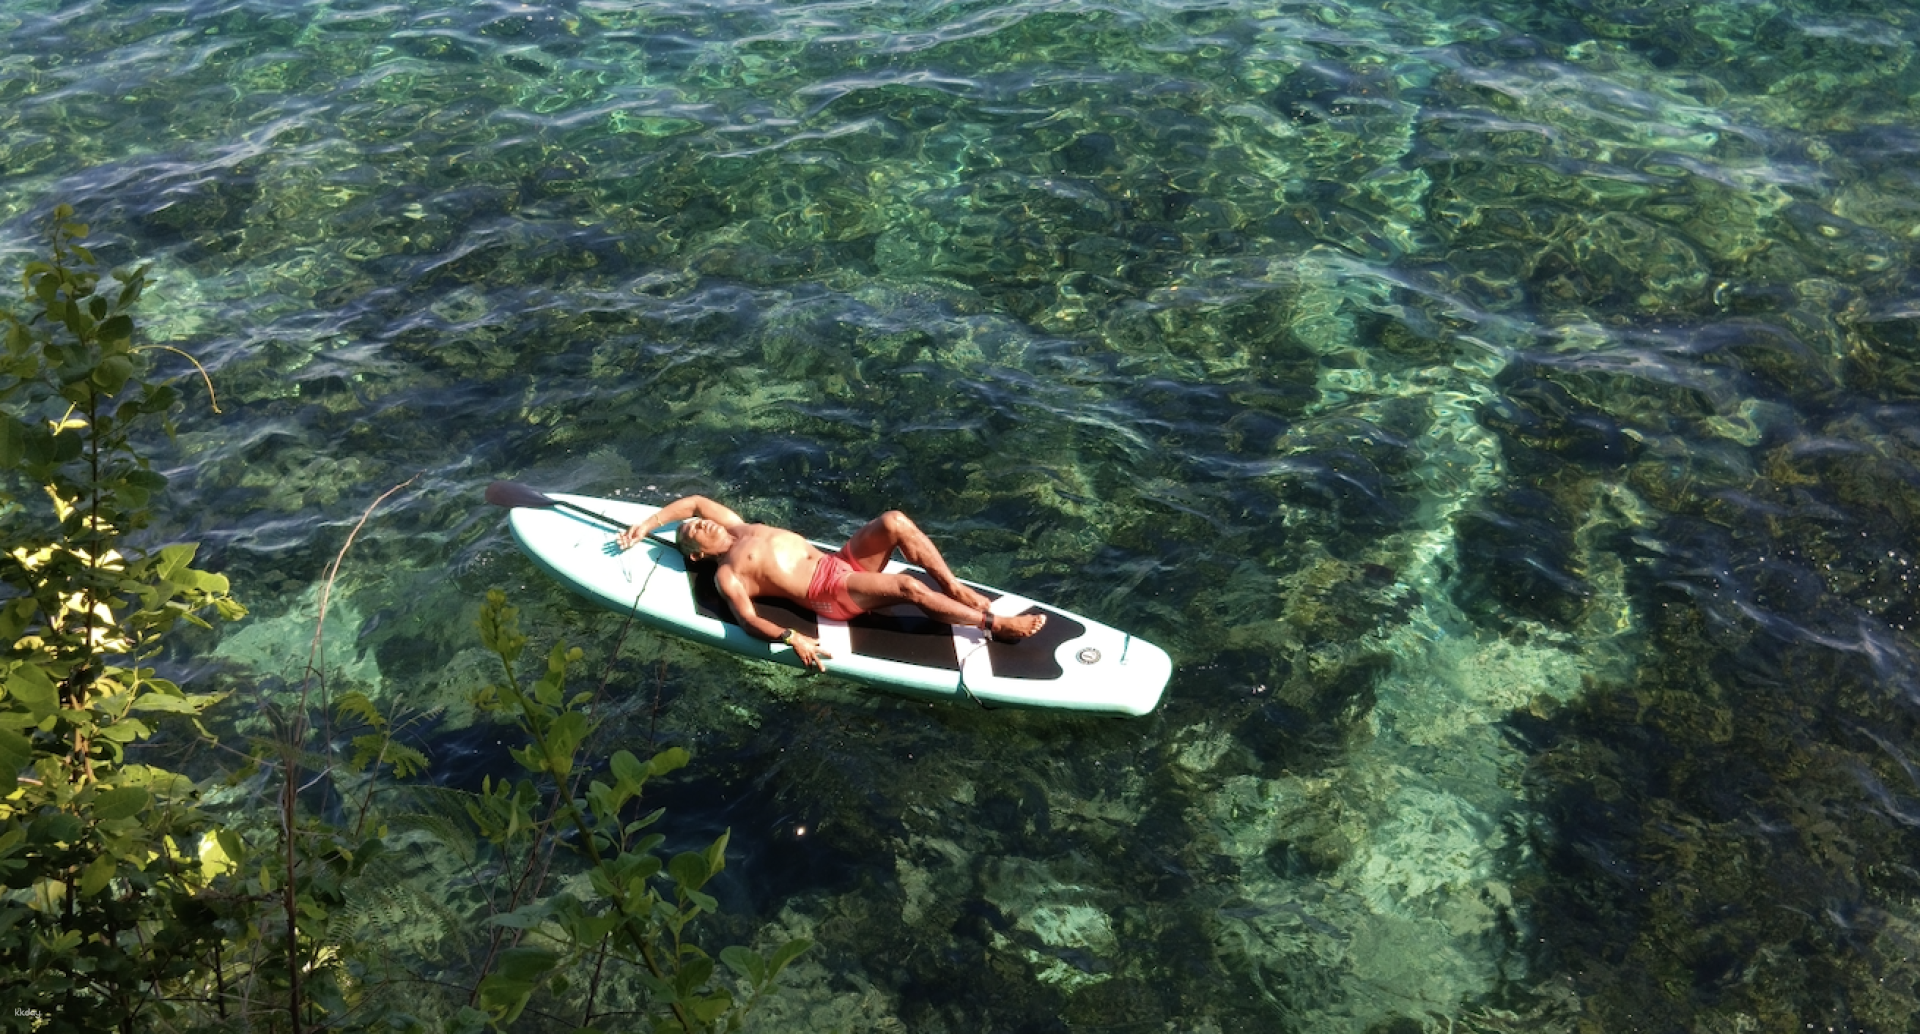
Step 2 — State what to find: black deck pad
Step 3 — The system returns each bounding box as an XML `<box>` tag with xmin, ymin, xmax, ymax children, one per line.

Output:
<box><xmin>687</xmin><ymin>563</ymin><xmax>1077</xmax><ymax>678</ymax></box>
<box><xmin>848</xmin><ymin>607</ymin><xmax>960</xmax><ymax>670</ymax></box>
<box><xmin>845</xmin><ymin>570</ymin><xmax>960</xmax><ymax>669</ymax></box>
<box><xmin>985</xmin><ymin>609</ymin><xmax>1083</xmax><ymax>680</ymax></box>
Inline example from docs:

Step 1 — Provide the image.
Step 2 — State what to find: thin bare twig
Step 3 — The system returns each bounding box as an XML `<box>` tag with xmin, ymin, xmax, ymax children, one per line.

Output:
<box><xmin>305</xmin><ymin>475</ymin><xmax>419</xmax><ymax>704</ymax></box>
<box><xmin>136</xmin><ymin>343</ymin><xmax>222</xmax><ymax>413</ymax></box>
<box><xmin>280</xmin><ymin>474</ymin><xmax>419</xmax><ymax>1034</ymax></box>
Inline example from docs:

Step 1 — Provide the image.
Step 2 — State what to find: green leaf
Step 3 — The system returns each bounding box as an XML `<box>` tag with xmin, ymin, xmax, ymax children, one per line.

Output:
<box><xmin>477</xmin><ymin>591</ymin><xmax>526</xmax><ymax>664</ymax></box>
<box><xmin>768</xmin><ymin>937</ymin><xmax>812</xmax><ymax>978</ymax></box>
<box><xmin>610</xmin><ymin>749</ymin><xmax>647</xmax><ymax>790</ymax></box>
<box><xmin>140</xmin><ymin>381</ymin><xmax>175</xmax><ymax>413</ymax></box>
<box><xmin>0</xmin><ymin>414</ymin><xmax>24</xmax><ymax>468</ymax></box>
<box><xmin>61</xmin><ymin>297</ymin><xmax>93</xmax><ymax>336</ymax></box>
<box><xmin>585</xmin><ymin>781</ymin><xmax>617</xmax><ymax>825</ymax></box>
<box><xmin>116</xmin><ymin>264</ymin><xmax>150</xmax><ymax>308</ymax></box>
<box><xmin>704</xmin><ymin>828</ymin><xmax>730</xmax><ymax>879</ymax></box>
<box><xmin>690</xmin><ymin>991</ymin><xmax>732</xmax><ymax>1023</ymax></box>
<box><xmin>129</xmin><ymin>693</ymin><xmax>201</xmax><ymax>714</ymax></box>
<box><xmin>625</xmin><ymin>808</ymin><xmax>666</xmax><ymax>836</ymax></box>
<box><xmin>20</xmin><ymin>423</ymin><xmax>52</xmax><ymax>465</ymax></box>
<box><xmin>93</xmin><ymin>354</ymin><xmax>133</xmax><ymax>394</ymax></box>
<box><xmin>488</xmin><ymin>904</ymin><xmax>552</xmax><ymax>930</ymax></box>
<box><xmin>334</xmin><ymin>690</ymin><xmax>383</xmax><ymax>727</ymax></box>
<box><xmin>216</xmin><ymin>829</ymin><xmax>245</xmax><ymax>868</ymax></box>
<box><xmin>80</xmin><ymin>854</ymin><xmax>116</xmax><ymax>896</ymax></box>
<box><xmin>493</xmin><ymin>945</ymin><xmax>562</xmax><ymax>983</ymax></box>
<box><xmin>545</xmin><ymin>710</ymin><xmax>589</xmax><ymax>778</ymax></box>
<box><xmin>347</xmin><ymin>732</ymin><xmax>386</xmax><ymax>773</ymax></box>
<box><xmin>0</xmin><ymin>729</ymin><xmax>30</xmax><ymax>794</ymax></box>
<box><xmin>623</xmin><ymin>852</ymin><xmax>662</xmax><ymax>883</ymax></box>
<box><xmin>387</xmin><ymin>742</ymin><xmax>429</xmax><ymax>778</ymax></box>
<box><xmin>720</xmin><ymin>945</ymin><xmax>766</xmax><ymax>986</ymax></box>
<box><xmin>449</xmin><ymin>1007</ymin><xmax>491</xmax><ymax>1034</ymax></box>
<box><xmin>98</xmin><ymin>313</ymin><xmax>132</xmax><ymax>346</ymax></box>
<box><xmin>649</xmin><ymin>746</ymin><xmax>690</xmax><ymax>777</ymax></box>
<box><xmin>476</xmin><ymin>976</ymin><xmax>536</xmax><ymax>1026</ymax></box>
<box><xmin>51</xmin><ymin>427</ymin><xmax>82</xmax><ymax>462</ymax></box>
<box><xmin>93</xmin><ymin>786</ymin><xmax>150</xmax><ymax>821</ymax></box>
<box><xmin>127</xmin><ymin>468</ymin><xmax>168</xmax><ymax>492</ymax></box>
<box><xmin>534</xmin><ymin>641</ymin><xmax>571</xmax><ymax>706</ymax></box>
<box><xmin>35</xmin><ymin>813</ymin><xmax>82</xmax><ymax>844</ymax></box>
<box><xmin>668</xmin><ymin>851</ymin><xmax>709</xmax><ymax>891</ymax></box>
<box><xmin>97</xmin><ymin>718</ymin><xmax>152</xmax><ymax>743</ymax></box>
<box><xmin>674</xmin><ymin>955</ymin><xmax>714</xmax><ymax>998</ymax></box>
<box><xmin>6</xmin><ymin>665</ymin><xmax>59</xmax><ymax>723</ymax></box>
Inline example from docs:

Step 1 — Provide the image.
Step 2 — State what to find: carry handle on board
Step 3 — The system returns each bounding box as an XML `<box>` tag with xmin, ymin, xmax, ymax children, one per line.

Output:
<box><xmin>485</xmin><ymin>481</ymin><xmax>676</xmax><ymax>546</ymax></box>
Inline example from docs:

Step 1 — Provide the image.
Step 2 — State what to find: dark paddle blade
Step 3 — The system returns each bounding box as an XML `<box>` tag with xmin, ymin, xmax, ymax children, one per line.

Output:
<box><xmin>485</xmin><ymin>480</ymin><xmax>559</xmax><ymax>510</ymax></box>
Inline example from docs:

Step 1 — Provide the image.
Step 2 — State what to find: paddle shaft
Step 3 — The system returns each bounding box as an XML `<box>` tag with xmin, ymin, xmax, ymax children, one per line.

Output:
<box><xmin>551</xmin><ymin>497</ymin><xmax>624</xmax><ymax>529</ymax></box>
<box><xmin>548</xmin><ymin>497</ymin><xmax>675</xmax><ymax>548</ymax></box>
<box><xmin>484</xmin><ymin>482</ymin><xmax>677</xmax><ymax>547</ymax></box>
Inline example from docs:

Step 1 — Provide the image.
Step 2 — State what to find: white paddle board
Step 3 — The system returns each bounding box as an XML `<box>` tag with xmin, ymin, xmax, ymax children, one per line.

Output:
<box><xmin>503</xmin><ymin>494</ymin><xmax>1170</xmax><ymax>717</ymax></box>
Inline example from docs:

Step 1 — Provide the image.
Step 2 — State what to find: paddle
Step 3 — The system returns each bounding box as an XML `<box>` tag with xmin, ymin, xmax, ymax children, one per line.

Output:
<box><xmin>485</xmin><ymin>481</ymin><xmax>675</xmax><ymax>546</ymax></box>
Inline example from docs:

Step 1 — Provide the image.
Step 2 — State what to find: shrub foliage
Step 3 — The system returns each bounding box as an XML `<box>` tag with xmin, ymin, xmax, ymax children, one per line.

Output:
<box><xmin>0</xmin><ymin>210</ymin><xmax>804</xmax><ymax>1032</ymax></box>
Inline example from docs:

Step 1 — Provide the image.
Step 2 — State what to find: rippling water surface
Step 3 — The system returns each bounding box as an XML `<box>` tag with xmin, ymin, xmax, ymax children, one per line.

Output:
<box><xmin>9</xmin><ymin>0</ymin><xmax>1920</xmax><ymax>1029</ymax></box>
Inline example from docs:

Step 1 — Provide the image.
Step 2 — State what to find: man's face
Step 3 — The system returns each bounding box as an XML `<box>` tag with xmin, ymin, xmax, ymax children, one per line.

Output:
<box><xmin>681</xmin><ymin>518</ymin><xmax>731</xmax><ymax>560</ymax></box>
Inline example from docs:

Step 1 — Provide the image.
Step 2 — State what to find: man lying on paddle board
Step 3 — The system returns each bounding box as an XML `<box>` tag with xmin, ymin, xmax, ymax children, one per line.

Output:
<box><xmin>615</xmin><ymin>496</ymin><xmax>1045</xmax><ymax>672</ymax></box>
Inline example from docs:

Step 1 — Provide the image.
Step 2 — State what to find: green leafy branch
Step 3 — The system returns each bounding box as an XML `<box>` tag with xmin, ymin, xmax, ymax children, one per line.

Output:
<box><xmin>0</xmin><ymin>208</ymin><xmax>813</xmax><ymax>1034</ymax></box>
<box><xmin>466</xmin><ymin>590</ymin><xmax>809</xmax><ymax>1033</ymax></box>
<box><xmin>0</xmin><ymin>207</ymin><xmax>247</xmax><ymax>1031</ymax></box>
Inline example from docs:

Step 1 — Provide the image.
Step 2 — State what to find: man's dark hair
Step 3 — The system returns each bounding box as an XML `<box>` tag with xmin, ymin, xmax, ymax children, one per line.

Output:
<box><xmin>674</xmin><ymin>521</ymin><xmax>696</xmax><ymax>556</ymax></box>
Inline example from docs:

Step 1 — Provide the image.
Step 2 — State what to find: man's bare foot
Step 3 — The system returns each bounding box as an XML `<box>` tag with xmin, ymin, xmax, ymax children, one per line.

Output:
<box><xmin>985</xmin><ymin>611</ymin><xmax>1046</xmax><ymax>641</ymax></box>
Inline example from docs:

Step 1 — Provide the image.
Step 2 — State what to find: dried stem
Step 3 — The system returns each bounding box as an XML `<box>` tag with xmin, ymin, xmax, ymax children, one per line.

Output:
<box><xmin>136</xmin><ymin>343</ymin><xmax>222</xmax><ymax>413</ymax></box>
<box><xmin>280</xmin><ymin>474</ymin><xmax>419</xmax><ymax>1034</ymax></box>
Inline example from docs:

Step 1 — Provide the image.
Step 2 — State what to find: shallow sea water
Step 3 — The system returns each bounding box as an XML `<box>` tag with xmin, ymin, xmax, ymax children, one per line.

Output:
<box><xmin>8</xmin><ymin>0</ymin><xmax>1920</xmax><ymax>1029</ymax></box>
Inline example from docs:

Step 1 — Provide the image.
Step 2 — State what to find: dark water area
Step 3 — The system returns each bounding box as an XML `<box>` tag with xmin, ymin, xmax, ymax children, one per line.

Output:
<box><xmin>7</xmin><ymin>0</ymin><xmax>1920</xmax><ymax>1028</ymax></box>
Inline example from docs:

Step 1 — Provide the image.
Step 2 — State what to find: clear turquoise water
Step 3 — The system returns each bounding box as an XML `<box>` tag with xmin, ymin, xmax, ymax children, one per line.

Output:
<box><xmin>8</xmin><ymin>0</ymin><xmax>1920</xmax><ymax>1029</ymax></box>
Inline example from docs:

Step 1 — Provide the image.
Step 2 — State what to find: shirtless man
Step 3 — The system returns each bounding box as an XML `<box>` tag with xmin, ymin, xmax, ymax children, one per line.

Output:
<box><xmin>616</xmin><ymin>496</ymin><xmax>1045</xmax><ymax>672</ymax></box>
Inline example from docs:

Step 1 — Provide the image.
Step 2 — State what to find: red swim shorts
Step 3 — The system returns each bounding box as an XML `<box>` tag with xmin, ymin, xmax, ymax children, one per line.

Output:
<box><xmin>805</xmin><ymin>550</ymin><xmax>866</xmax><ymax>621</ymax></box>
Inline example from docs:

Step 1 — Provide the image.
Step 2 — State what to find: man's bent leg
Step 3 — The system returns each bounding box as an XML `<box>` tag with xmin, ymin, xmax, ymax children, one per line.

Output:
<box><xmin>842</xmin><ymin>511</ymin><xmax>992</xmax><ymax>610</ymax></box>
<box><xmin>844</xmin><ymin>572</ymin><xmax>1044</xmax><ymax>640</ymax></box>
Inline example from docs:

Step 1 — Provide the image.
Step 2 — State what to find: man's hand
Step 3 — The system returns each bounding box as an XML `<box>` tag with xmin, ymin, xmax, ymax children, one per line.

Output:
<box><xmin>615</xmin><ymin>523</ymin><xmax>653</xmax><ymax>551</ymax></box>
<box><xmin>786</xmin><ymin>632</ymin><xmax>831</xmax><ymax>672</ymax></box>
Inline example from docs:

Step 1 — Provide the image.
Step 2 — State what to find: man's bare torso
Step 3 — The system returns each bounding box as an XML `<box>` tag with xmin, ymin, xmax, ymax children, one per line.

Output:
<box><xmin>710</xmin><ymin>522</ymin><xmax>827</xmax><ymax>600</ymax></box>
<box><xmin>618</xmin><ymin>495</ymin><xmax>1044</xmax><ymax>670</ymax></box>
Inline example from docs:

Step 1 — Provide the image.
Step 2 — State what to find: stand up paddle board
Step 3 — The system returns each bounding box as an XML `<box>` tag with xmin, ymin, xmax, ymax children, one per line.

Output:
<box><xmin>497</xmin><ymin>490</ymin><xmax>1170</xmax><ymax>716</ymax></box>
